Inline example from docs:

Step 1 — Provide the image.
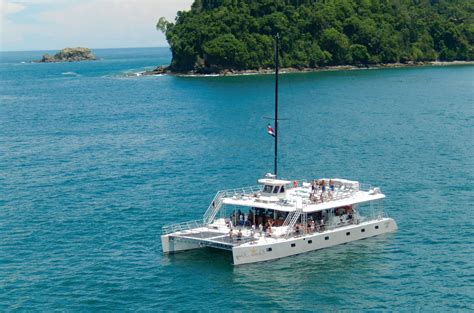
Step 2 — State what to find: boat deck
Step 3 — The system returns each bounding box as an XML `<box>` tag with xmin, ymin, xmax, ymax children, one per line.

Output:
<box><xmin>169</xmin><ymin>228</ymin><xmax>255</xmax><ymax>251</ymax></box>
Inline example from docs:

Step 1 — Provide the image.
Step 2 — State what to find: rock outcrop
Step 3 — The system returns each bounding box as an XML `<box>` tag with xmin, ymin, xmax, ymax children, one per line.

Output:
<box><xmin>38</xmin><ymin>47</ymin><xmax>97</xmax><ymax>63</ymax></box>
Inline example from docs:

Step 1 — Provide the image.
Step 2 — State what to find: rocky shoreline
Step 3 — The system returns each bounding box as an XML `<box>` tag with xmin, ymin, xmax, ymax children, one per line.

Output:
<box><xmin>138</xmin><ymin>60</ymin><xmax>474</xmax><ymax>77</ymax></box>
<box><xmin>35</xmin><ymin>47</ymin><xmax>97</xmax><ymax>63</ymax></box>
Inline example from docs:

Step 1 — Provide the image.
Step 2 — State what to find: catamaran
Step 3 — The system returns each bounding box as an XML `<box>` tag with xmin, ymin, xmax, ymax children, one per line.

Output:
<box><xmin>161</xmin><ymin>35</ymin><xmax>397</xmax><ymax>265</ymax></box>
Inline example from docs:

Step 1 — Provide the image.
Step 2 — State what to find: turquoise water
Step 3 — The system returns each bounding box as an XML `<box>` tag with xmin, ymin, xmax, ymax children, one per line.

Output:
<box><xmin>1</xmin><ymin>48</ymin><xmax>473</xmax><ymax>311</ymax></box>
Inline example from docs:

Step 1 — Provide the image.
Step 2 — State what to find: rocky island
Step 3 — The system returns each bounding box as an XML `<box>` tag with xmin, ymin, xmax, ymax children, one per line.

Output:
<box><xmin>153</xmin><ymin>0</ymin><xmax>472</xmax><ymax>76</ymax></box>
<box><xmin>37</xmin><ymin>47</ymin><xmax>97</xmax><ymax>63</ymax></box>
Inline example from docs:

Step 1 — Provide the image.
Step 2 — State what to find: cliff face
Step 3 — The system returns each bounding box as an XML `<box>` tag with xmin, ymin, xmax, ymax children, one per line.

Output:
<box><xmin>39</xmin><ymin>47</ymin><xmax>97</xmax><ymax>62</ymax></box>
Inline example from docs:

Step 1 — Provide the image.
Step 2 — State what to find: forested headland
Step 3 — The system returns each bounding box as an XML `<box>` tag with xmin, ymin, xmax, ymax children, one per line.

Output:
<box><xmin>156</xmin><ymin>0</ymin><xmax>473</xmax><ymax>74</ymax></box>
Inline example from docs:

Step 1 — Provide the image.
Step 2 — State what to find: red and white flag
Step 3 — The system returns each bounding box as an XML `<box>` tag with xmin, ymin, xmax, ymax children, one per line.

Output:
<box><xmin>267</xmin><ymin>124</ymin><xmax>275</xmax><ymax>137</ymax></box>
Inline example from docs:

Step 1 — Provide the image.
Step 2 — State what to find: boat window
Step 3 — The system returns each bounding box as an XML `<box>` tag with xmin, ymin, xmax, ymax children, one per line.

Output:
<box><xmin>308</xmin><ymin>240</ymin><xmax>312</xmax><ymax>244</ymax></box>
<box><xmin>346</xmin><ymin>232</ymin><xmax>350</xmax><ymax>236</ymax></box>
<box><xmin>273</xmin><ymin>186</ymin><xmax>280</xmax><ymax>193</ymax></box>
<box><xmin>291</xmin><ymin>243</ymin><xmax>296</xmax><ymax>247</ymax></box>
<box><xmin>266</xmin><ymin>247</ymin><xmax>272</xmax><ymax>252</ymax></box>
<box><xmin>325</xmin><ymin>236</ymin><xmax>329</xmax><ymax>240</ymax></box>
<box><xmin>263</xmin><ymin>185</ymin><xmax>272</xmax><ymax>193</ymax></box>
<box><xmin>280</xmin><ymin>186</ymin><xmax>285</xmax><ymax>193</ymax></box>
<box><xmin>361</xmin><ymin>228</ymin><xmax>365</xmax><ymax>233</ymax></box>
<box><xmin>375</xmin><ymin>225</ymin><xmax>379</xmax><ymax>230</ymax></box>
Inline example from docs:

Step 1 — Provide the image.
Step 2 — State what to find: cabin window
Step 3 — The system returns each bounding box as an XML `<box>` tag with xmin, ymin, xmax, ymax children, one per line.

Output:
<box><xmin>308</xmin><ymin>240</ymin><xmax>312</xmax><ymax>244</ymax></box>
<box><xmin>266</xmin><ymin>248</ymin><xmax>272</xmax><ymax>252</ymax></box>
<box><xmin>291</xmin><ymin>243</ymin><xmax>296</xmax><ymax>247</ymax></box>
<box><xmin>273</xmin><ymin>186</ymin><xmax>280</xmax><ymax>193</ymax></box>
<box><xmin>361</xmin><ymin>228</ymin><xmax>366</xmax><ymax>233</ymax></box>
<box><xmin>346</xmin><ymin>232</ymin><xmax>350</xmax><ymax>236</ymax></box>
<box><xmin>375</xmin><ymin>225</ymin><xmax>379</xmax><ymax>230</ymax></box>
<box><xmin>263</xmin><ymin>185</ymin><xmax>272</xmax><ymax>193</ymax></box>
<box><xmin>280</xmin><ymin>186</ymin><xmax>285</xmax><ymax>193</ymax></box>
<box><xmin>325</xmin><ymin>236</ymin><xmax>329</xmax><ymax>240</ymax></box>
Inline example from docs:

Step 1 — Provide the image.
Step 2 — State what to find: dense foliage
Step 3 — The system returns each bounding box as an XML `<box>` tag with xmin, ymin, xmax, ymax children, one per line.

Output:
<box><xmin>158</xmin><ymin>0</ymin><xmax>473</xmax><ymax>72</ymax></box>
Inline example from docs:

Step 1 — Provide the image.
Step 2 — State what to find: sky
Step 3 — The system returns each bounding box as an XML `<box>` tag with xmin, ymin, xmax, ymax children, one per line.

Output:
<box><xmin>0</xmin><ymin>0</ymin><xmax>194</xmax><ymax>51</ymax></box>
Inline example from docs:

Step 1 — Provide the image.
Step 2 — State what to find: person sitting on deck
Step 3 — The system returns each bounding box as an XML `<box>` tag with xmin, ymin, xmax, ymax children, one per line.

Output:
<box><xmin>320</xmin><ymin>219</ymin><xmax>325</xmax><ymax>232</ymax></box>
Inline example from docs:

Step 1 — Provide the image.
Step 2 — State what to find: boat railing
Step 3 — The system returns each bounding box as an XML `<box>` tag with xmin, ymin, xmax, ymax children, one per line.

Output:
<box><xmin>162</xmin><ymin>220</ymin><xmax>204</xmax><ymax>235</ymax></box>
<box><xmin>222</xmin><ymin>185</ymin><xmax>263</xmax><ymax>198</ymax></box>
<box><xmin>202</xmin><ymin>185</ymin><xmax>262</xmax><ymax>225</ymax></box>
<box><xmin>284</xmin><ymin>212</ymin><xmax>387</xmax><ymax>238</ymax></box>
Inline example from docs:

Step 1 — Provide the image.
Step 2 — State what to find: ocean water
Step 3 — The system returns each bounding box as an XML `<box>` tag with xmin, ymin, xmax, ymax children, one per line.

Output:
<box><xmin>1</xmin><ymin>47</ymin><xmax>473</xmax><ymax>311</ymax></box>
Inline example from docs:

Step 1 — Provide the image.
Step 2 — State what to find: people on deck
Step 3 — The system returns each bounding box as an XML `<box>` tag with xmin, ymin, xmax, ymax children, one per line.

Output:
<box><xmin>267</xmin><ymin>224</ymin><xmax>272</xmax><ymax>237</ymax></box>
<box><xmin>329</xmin><ymin>179</ymin><xmax>335</xmax><ymax>192</ymax></box>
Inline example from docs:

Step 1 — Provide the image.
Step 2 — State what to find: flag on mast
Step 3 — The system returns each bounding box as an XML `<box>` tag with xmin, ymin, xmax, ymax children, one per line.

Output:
<box><xmin>267</xmin><ymin>124</ymin><xmax>275</xmax><ymax>137</ymax></box>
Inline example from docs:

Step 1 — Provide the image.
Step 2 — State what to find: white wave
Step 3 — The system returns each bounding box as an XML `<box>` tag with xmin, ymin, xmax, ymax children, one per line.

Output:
<box><xmin>61</xmin><ymin>71</ymin><xmax>80</xmax><ymax>76</ymax></box>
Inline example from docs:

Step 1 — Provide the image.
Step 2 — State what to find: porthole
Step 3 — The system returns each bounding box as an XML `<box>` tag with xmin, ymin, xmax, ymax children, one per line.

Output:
<box><xmin>361</xmin><ymin>228</ymin><xmax>365</xmax><ymax>233</ymax></box>
<box><xmin>346</xmin><ymin>232</ymin><xmax>350</xmax><ymax>236</ymax></box>
<box><xmin>375</xmin><ymin>225</ymin><xmax>379</xmax><ymax>230</ymax></box>
<box><xmin>266</xmin><ymin>248</ymin><xmax>272</xmax><ymax>252</ymax></box>
<box><xmin>325</xmin><ymin>236</ymin><xmax>329</xmax><ymax>240</ymax></box>
<box><xmin>308</xmin><ymin>240</ymin><xmax>313</xmax><ymax>244</ymax></box>
<box><xmin>291</xmin><ymin>243</ymin><xmax>296</xmax><ymax>247</ymax></box>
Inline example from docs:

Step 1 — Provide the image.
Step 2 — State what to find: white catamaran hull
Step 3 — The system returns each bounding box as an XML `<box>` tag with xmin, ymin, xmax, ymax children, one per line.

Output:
<box><xmin>162</xmin><ymin>218</ymin><xmax>397</xmax><ymax>265</ymax></box>
<box><xmin>232</xmin><ymin>218</ymin><xmax>397</xmax><ymax>265</ymax></box>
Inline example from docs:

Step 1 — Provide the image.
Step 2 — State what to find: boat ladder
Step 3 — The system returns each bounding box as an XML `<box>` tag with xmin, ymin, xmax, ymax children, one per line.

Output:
<box><xmin>202</xmin><ymin>191</ymin><xmax>226</xmax><ymax>225</ymax></box>
<box><xmin>283</xmin><ymin>208</ymin><xmax>303</xmax><ymax>238</ymax></box>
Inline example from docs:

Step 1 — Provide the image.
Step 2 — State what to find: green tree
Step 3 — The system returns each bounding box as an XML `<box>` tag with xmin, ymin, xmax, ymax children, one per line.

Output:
<box><xmin>203</xmin><ymin>34</ymin><xmax>248</xmax><ymax>69</ymax></box>
<box><xmin>350</xmin><ymin>44</ymin><xmax>369</xmax><ymax>65</ymax></box>
<box><xmin>320</xmin><ymin>28</ymin><xmax>352</xmax><ymax>64</ymax></box>
<box><xmin>156</xmin><ymin>0</ymin><xmax>473</xmax><ymax>72</ymax></box>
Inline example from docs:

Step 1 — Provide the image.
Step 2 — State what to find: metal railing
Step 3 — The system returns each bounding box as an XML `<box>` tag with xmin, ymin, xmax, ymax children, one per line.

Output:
<box><xmin>359</xmin><ymin>183</ymin><xmax>372</xmax><ymax>191</ymax></box>
<box><xmin>202</xmin><ymin>191</ymin><xmax>226</xmax><ymax>225</ymax></box>
<box><xmin>162</xmin><ymin>185</ymin><xmax>263</xmax><ymax>235</ymax></box>
<box><xmin>202</xmin><ymin>185</ymin><xmax>262</xmax><ymax>225</ymax></box>
<box><xmin>162</xmin><ymin>220</ymin><xmax>204</xmax><ymax>235</ymax></box>
<box><xmin>284</xmin><ymin>208</ymin><xmax>303</xmax><ymax>238</ymax></box>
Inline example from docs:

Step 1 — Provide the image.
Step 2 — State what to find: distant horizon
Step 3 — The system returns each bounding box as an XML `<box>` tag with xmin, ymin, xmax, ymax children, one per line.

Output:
<box><xmin>0</xmin><ymin>45</ymin><xmax>171</xmax><ymax>53</ymax></box>
<box><xmin>1</xmin><ymin>0</ymin><xmax>193</xmax><ymax>52</ymax></box>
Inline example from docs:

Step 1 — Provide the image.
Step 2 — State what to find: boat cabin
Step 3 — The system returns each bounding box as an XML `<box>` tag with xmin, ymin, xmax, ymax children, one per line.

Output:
<box><xmin>257</xmin><ymin>177</ymin><xmax>292</xmax><ymax>199</ymax></box>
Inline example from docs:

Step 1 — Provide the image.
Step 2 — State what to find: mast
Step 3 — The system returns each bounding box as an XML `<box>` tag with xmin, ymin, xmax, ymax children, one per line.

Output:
<box><xmin>274</xmin><ymin>33</ymin><xmax>279</xmax><ymax>178</ymax></box>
